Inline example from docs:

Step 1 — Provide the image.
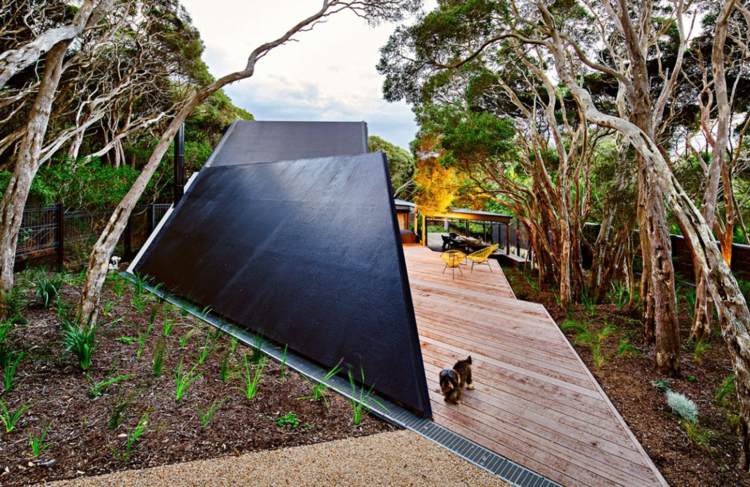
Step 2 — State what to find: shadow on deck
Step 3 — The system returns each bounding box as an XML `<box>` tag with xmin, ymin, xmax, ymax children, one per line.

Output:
<box><xmin>403</xmin><ymin>245</ymin><xmax>666</xmax><ymax>487</ymax></box>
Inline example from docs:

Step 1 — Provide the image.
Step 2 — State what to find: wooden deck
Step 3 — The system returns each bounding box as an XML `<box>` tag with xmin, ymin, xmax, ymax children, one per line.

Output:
<box><xmin>403</xmin><ymin>245</ymin><xmax>666</xmax><ymax>487</ymax></box>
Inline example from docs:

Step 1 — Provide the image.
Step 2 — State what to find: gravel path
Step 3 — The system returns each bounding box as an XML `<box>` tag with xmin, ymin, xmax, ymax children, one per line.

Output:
<box><xmin>47</xmin><ymin>430</ymin><xmax>506</xmax><ymax>486</ymax></box>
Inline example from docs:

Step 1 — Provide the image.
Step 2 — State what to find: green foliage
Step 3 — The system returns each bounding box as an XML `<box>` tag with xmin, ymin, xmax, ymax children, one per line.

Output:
<box><xmin>161</xmin><ymin>318</ymin><xmax>174</xmax><ymax>337</ymax></box>
<box><xmin>199</xmin><ymin>399</ymin><xmax>226</xmax><ymax>428</ymax></box>
<box><xmin>680</xmin><ymin>420</ymin><xmax>714</xmax><ymax>451</ymax></box>
<box><xmin>651</xmin><ymin>379</ymin><xmax>671</xmax><ymax>393</ymax></box>
<box><xmin>692</xmin><ymin>340</ymin><xmax>710</xmax><ymax>364</ymax></box>
<box><xmin>61</xmin><ymin>318</ymin><xmax>96</xmax><ymax>371</ymax></box>
<box><xmin>108</xmin><ymin>398</ymin><xmax>130</xmax><ymax>430</ymax></box>
<box><xmin>368</xmin><ymin>136</ymin><xmax>415</xmax><ymax>196</ymax></box>
<box><xmin>607</xmin><ymin>281</ymin><xmax>632</xmax><ymax>309</ymax></box>
<box><xmin>174</xmin><ymin>361</ymin><xmax>201</xmax><ymax>402</ymax></box>
<box><xmin>560</xmin><ymin>320</ymin><xmax>615</xmax><ymax>368</ymax></box>
<box><xmin>666</xmin><ymin>390</ymin><xmax>698</xmax><ymax>423</ymax></box>
<box><xmin>1</xmin><ymin>350</ymin><xmax>24</xmax><ymax>394</ymax></box>
<box><xmin>348</xmin><ymin>368</ymin><xmax>381</xmax><ymax>426</ymax></box>
<box><xmin>2</xmin><ymin>286</ymin><xmax>28</xmax><ymax>324</ymax></box>
<box><xmin>152</xmin><ymin>339</ymin><xmax>167</xmax><ymax>377</ymax></box>
<box><xmin>122</xmin><ymin>413</ymin><xmax>149</xmax><ymax>459</ymax></box>
<box><xmin>179</xmin><ymin>329</ymin><xmax>196</xmax><ymax>348</ymax></box>
<box><xmin>242</xmin><ymin>353</ymin><xmax>266</xmax><ymax>401</ymax></box>
<box><xmin>32</xmin><ymin>271</ymin><xmax>64</xmax><ymax>308</ymax></box>
<box><xmin>275</xmin><ymin>412</ymin><xmax>300</xmax><ymax>429</ymax></box>
<box><xmin>279</xmin><ymin>344</ymin><xmax>288</xmax><ymax>379</ymax></box>
<box><xmin>0</xmin><ymin>399</ymin><xmax>29</xmax><ymax>432</ymax></box>
<box><xmin>616</xmin><ymin>338</ymin><xmax>639</xmax><ymax>357</ymax></box>
<box><xmin>303</xmin><ymin>362</ymin><xmax>342</xmax><ymax>405</ymax></box>
<box><xmin>29</xmin><ymin>426</ymin><xmax>49</xmax><ymax>458</ymax></box>
<box><xmin>196</xmin><ymin>334</ymin><xmax>215</xmax><ymax>366</ymax></box>
<box><xmin>715</xmin><ymin>374</ymin><xmax>736</xmax><ymax>407</ymax></box>
<box><xmin>88</xmin><ymin>373</ymin><xmax>131</xmax><ymax>398</ymax></box>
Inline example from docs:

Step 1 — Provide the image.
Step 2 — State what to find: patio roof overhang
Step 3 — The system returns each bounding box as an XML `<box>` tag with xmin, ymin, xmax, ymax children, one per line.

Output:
<box><xmin>421</xmin><ymin>207</ymin><xmax>512</xmax><ymax>224</ymax></box>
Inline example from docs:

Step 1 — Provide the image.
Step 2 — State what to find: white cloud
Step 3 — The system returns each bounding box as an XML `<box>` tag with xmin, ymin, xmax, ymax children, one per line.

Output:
<box><xmin>180</xmin><ymin>0</ymin><xmax>417</xmax><ymax>148</ymax></box>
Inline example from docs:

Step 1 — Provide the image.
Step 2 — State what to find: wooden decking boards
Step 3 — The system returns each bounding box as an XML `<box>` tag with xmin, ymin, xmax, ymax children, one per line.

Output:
<box><xmin>402</xmin><ymin>245</ymin><xmax>666</xmax><ymax>487</ymax></box>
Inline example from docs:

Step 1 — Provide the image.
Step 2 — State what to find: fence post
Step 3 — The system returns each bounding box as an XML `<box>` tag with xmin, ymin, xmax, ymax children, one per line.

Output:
<box><xmin>56</xmin><ymin>203</ymin><xmax>64</xmax><ymax>272</ymax></box>
<box><xmin>515</xmin><ymin>221</ymin><xmax>520</xmax><ymax>255</ymax></box>
<box><xmin>505</xmin><ymin>222</ymin><xmax>510</xmax><ymax>254</ymax></box>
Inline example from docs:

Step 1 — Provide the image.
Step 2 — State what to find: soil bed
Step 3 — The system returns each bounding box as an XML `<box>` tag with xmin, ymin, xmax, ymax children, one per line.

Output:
<box><xmin>0</xmin><ymin>272</ymin><xmax>392</xmax><ymax>486</ymax></box>
<box><xmin>503</xmin><ymin>263</ymin><xmax>750</xmax><ymax>487</ymax></box>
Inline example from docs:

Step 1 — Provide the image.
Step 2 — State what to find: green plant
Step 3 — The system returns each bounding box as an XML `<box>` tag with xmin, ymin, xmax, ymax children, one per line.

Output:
<box><xmin>0</xmin><ymin>320</ymin><xmax>13</xmax><ymax>345</ymax></box>
<box><xmin>219</xmin><ymin>349</ymin><xmax>233</xmax><ymax>382</ymax></box>
<box><xmin>303</xmin><ymin>362</ymin><xmax>341</xmax><ymax>405</ymax></box>
<box><xmin>61</xmin><ymin>318</ymin><xmax>96</xmax><ymax>370</ymax></box>
<box><xmin>179</xmin><ymin>329</ymin><xmax>196</xmax><ymax>348</ymax></box>
<box><xmin>2</xmin><ymin>286</ymin><xmax>27</xmax><ymax>324</ymax></box>
<box><xmin>560</xmin><ymin>320</ymin><xmax>615</xmax><ymax>368</ymax></box>
<box><xmin>275</xmin><ymin>412</ymin><xmax>300</xmax><ymax>429</ymax></box>
<box><xmin>101</xmin><ymin>300</ymin><xmax>115</xmax><ymax>317</ymax></box>
<box><xmin>650</xmin><ymin>379</ymin><xmax>671</xmax><ymax>392</ymax></box>
<box><xmin>279</xmin><ymin>344</ymin><xmax>288</xmax><ymax>378</ymax></box>
<box><xmin>108</xmin><ymin>399</ymin><xmax>130</xmax><ymax>430</ymax></box>
<box><xmin>347</xmin><ymin>368</ymin><xmax>381</xmax><ymax>426</ymax></box>
<box><xmin>135</xmin><ymin>321</ymin><xmax>155</xmax><ymax>360</ymax></box>
<box><xmin>715</xmin><ymin>374</ymin><xmax>736</xmax><ymax>407</ymax></box>
<box><xmin>32</xmin><ymin>271</ymin><xmax>63</xmax><ymax>309</ymax></box>
<box><xmin>680</xmin><ymin>419</ymin><xmax>714</xmax><ymax>451</ymax></box>
<box><xmin>684</xmin><ymin>287</ymin><xmax>697</xmax><ymax>317</ymax></box>
<box><xmin>692</xmin><ymin>340</ymin><xmax>710</xmax><ymax>365</ymax></box>
<box><xmin>616</xmin><ymin>338</ymin><xmax>638</xmax><ymax>357</ymax></box>
<box><xmin>111</xmin><ymin>273</ymin><xmax>127</xmax><ymax>297</ymax></box>
<box><xmin>251</xmin><ymin>334</ymin><xmax>265</xmax><ymax>364</ymax></box>
<box><xmin>687</xmin><ymin>375</ymin><xmax>697</xmax><ymax>383</ymax></box>
<box><xmin>29</xmin><ymin>425</ymin><xmax>50</xmax><ymax>458</ymax></box>
<box><xmin>116</xmin><ymin>335</ymin><xmax>137</xmax><ymax>345</ymax></box>
<box><xmin>196</xmin><ymin>335</ymin><xmax>215</xmax><ymax>365</ymax></box>
<box><xmin>162</xmin><ymin>318</ymin><xmax>174</xmax><ymax>337</ymax></box>
<box><xmin>607</xmin><ymin>281</ymin><xmax>631</xmax><ymax>309</ymax></box>
<box><xmin>123</xmin><ymin>413</ymin><xmax>148</xmax><ymax>459</ymax></box>
<box><xmin>242</xmin><ymin>353</ymin><xmax>266</xmax><ymax>400</ymax></box>
<box><xmin>199</xmin><ymin>398</ymin><xmax>226</xmax><ymax>428</ymax></box>
<box><xmin>579</xmin><ymin>289</ymin><xmax>596</xmax><ymax>314</ymax></box>
<box><xmin>1</xmin><ymin>350</ymin><xmax>24</xmax><ymax>394</ymax></box>
<box><xmin>152</xmin><ymin>339</ymin><xmax>167</xmax><ymax>377</ymax></box>
<box><xmin>88</xmin><ymin>373</ymin><xmax>131</xmax><ymax>398</ymax></box>
<box><xmin>0</xmin><ymin>399</ymin><xmax>29</xmax><ymax>432</ymax></box>
<box><xmin>174</xmin><ymin>361</ymin><xmax>201</xmax><ymax>402</ymax></box>
<box><xmin>666</xmin><ymin>390</ymin><xmax>698</xmax><ymax>423</ymax></box>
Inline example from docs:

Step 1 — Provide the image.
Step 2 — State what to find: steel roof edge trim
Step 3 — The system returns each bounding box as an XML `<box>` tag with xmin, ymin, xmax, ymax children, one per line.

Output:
<box><xmin>123</xmin><ymin>273</ymin><xmax>559</xmax><ymax>487</ymax></box>
<box><xmin>203</xmin><ymin>120</ymin><xmax>240</xmax><ymax>169</ymax></box>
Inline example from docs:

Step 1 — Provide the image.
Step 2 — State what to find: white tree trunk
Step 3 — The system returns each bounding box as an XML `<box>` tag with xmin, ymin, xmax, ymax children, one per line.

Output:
<box><xmin>0</xmin><ymin>42</ymin><xmax>68</xmax><ymax>299</ymax></box>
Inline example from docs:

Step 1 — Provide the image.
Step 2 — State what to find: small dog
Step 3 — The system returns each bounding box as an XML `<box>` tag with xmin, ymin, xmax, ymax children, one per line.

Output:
<box><xmin>439</xmin><ymin>356</ymin><xmax>474</xmax><ymax>404</ymax></box>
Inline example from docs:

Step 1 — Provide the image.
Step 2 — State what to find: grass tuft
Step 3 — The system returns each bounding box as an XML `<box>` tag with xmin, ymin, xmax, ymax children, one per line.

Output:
<box><xmin>199</xmin><ymin>398</ymin><xmax>226</xmax><ymax>428</ymax></box>
<box><xmin>242</xmin><ymin>353</ymin><xmax>266</xmax><ymax>401</ymax></box>
<box><xmin>174</xmin><ymin>361</ymin><xmax>201</xmax><ymax>402</ymax></box>
<box><xmin>88</xmin><ymin>373</ymin><xmax>131</xmax><ymax>398</ymax></box>
<box><xmin>0</xmin><ymin>399</ymin><xmax>29</xmax><ymax>432</ymax></box>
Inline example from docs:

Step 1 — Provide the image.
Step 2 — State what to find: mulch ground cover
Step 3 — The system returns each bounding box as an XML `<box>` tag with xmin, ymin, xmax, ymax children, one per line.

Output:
<box><xmin>503</xmin><ymin>263</ymin><xmax>750</xmax><ymax>487</ymax></box>
<box><xmin>0</xmin><ymin>272</ymin><xmax>393</xmax><ymax>486</ymax></box>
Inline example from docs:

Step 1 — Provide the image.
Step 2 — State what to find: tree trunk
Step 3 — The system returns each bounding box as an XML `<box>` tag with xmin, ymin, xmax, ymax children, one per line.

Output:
<box><xmin>638</xmin><ymin>168</ymin><xmax>656</xmax><ymax>343</ymax></box>
<box><xmin>0</xmin><ymin>42</ymin><xmax>68</xmax><ymax>300</ymax></box>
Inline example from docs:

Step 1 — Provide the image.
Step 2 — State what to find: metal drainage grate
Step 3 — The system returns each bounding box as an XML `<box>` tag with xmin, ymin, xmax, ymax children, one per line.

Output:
<box><xmin>127</xmin><ymin>273</ymin><xmax>559</xmax><ymax>487</ymax></box>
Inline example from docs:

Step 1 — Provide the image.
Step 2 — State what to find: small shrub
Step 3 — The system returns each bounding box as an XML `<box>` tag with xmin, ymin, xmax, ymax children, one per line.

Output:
<box><xmin>29</xmin><ymin>425</ymin><xmax>50</xmax><ymax>458</ymax></box>
<box><xmin>108</xmin><ymin>399</ymin><xmax>130</xmax><ymax>430</ymax></box>
<box><xmin>680</xmin><ymin>420</ymin><xmax>715</xmax><ymax>451</ymax></box>
<box><xmin>199</xmin><ymin>398</ymin><xmax>226</xmax><ymax>428</ymax></box>
<box><xmin>161</xmin><ymin>318</ymin><xmax>174</xmax><ymax>337</ymax></box>
<box><xmin>348</xmin><ymin>368</ymin><xmax>381</xmax><ymax>426</ymax></box>
<box><xmin>275</xmin><ymin>412</ymin><xmax>300</xmax><ymax>429</ymax></box>
<box><xmin>152</xmin><ymin>339</ymin><xmax>167</xmax><ymax>377</ymax></box>
<box><xmin>88</xmin><ymin>373</ymin><xmax>131</xmax><ymax>398</ymax></box>
<box><xmin>122</xmin><ymin>413</ymin><xmax>148</xmax><ymax>459</ymax></box>
<box><xmin>174</xmin><ymin>361</ymin><xmax>201</xmax><ymax>402</ymax></box>
<box><xmin>1</xmin><ymin>350</ymin><xmax>24</xmax><ymax>394</ymax></box>
<box><xmin>0</xmin><ymin>320</ymin><xmax>13</xmax><ymax>345</ymax></box>
<box><xmin>2</xmin><ymin>286</ymin><xmax>27</xmax><ymax>324</ymax></box>
<box><xmin>0</xmin><ymin>399</ymin><xmax>29</xmax><ymax>432</ymax></box>
<box><xmin>61</xmin><ymin>318</ymin><xmax>96</xmax><ymax>370</ymax></box>
<box><xmin>692</xmin><ymin>340</ymin><xmax>710</xmax><ymax>365</ymax></box>
<box><xmin>715</xmin><ymin>374</ymin><xmax>736</xmax><ymax>407</ymax></box>
<box><xmin>242</xmin><ymin>353</ymin><xmax>266</xmax><ymax>401</ymax></box>
<box><xmin>561</xmin><ymin>320</ymin><xmax>614</xmax><ymax>368</ymax></box>
<box><xmin>32</xmin><ymin>271</ymin><xmax>63</xmax><ymax>308</ymax></box>
<box><xmin>666</xmin><ymin>390</ymin><xmax>698</xmax><ymax>423</ymax></box>
<box><xmin>616</xmin><ymin>338</ymin><xmax>638</xmax><ymax>357</ymax></box>
<box><xmin>651</xmin><ymin>379</ymin><xmax>671</xmax><ymax>393</ymax></box>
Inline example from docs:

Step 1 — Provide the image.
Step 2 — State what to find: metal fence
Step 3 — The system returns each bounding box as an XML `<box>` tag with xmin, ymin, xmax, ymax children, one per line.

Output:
<box><xmin>15</xmin><ymin>203</ymin><xmax>171</xmax><ymax>271</ymax></box>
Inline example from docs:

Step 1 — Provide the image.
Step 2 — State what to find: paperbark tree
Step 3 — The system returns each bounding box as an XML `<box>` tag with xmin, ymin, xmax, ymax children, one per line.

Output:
<box><xmin>76</xmin><ymin>0</ymin><xmax>419</xmax><ymax>325</ymax></box>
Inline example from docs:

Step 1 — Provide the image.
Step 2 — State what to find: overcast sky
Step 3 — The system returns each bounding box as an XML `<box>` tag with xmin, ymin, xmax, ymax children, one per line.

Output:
<box><xmin>180</xmin><ymin>0</ymin><xmax>418</xmax><ymax>149</ymax></box>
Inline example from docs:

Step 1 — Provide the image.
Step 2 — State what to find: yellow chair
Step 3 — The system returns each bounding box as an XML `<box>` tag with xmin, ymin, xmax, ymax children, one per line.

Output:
<box><xmin>467</xmin><ymin>244</ymin><xmax>498</xmax><ymax>272</ymax></box>
<box><xmin>441</xmin><ymin>250</ymin><xmax>466</xmax><ymax>279</ymax></box>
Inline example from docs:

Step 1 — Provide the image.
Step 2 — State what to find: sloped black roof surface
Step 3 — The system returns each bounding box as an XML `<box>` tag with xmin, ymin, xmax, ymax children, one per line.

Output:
<box><xmin>206</xmin><ymin>120</ymin><xmax>368</xmax><ymax>167</ymax></box>
<box><xmin>134</xmin><ymin>152</ymin><xmax>431</xmax><ymax>416</ymax></box>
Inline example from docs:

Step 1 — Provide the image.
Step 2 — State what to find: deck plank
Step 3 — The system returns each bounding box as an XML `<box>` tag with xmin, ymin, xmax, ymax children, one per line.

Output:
<box><xmin>403</xmin><ymin>245</ymin><xmax>666</xmax><ymax>486</ymax></box>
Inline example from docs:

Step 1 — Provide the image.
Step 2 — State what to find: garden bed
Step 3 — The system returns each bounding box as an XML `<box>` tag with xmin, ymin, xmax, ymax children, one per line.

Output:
<box><xmin>503</xmin><ymin>264</ymin><xmax>750</xmax><ymax>487</ymax></box>
<box><xmin>0</xmin><ymin>271</ymin><xmax>393</xmax><ymax>486</ymax></box>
